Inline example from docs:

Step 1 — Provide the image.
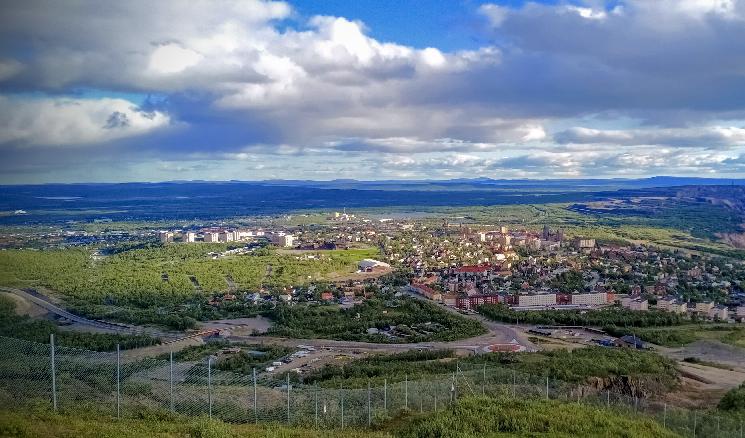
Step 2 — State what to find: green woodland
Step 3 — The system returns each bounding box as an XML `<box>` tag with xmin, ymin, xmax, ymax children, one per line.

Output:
<box><xmin>478</xmin><ymin>304</ymin><xmax>688</xmax><ymax>327</ymax></box>
<box><xmin>267</xmin><ymin>296</ymin><xmax>486</xmax><ymax>343</ymax></box>
<box><xmin>165</xmin><ymin>340</ymin><xmax>294</xmax><ymax>374</ymax></box>
<box><xmin>0</xmin><ymin>245</ymin><xmax>379</xmax><ymax>328</ymax></box>
<box><xmin>0</xmin><ymin>245</ymin><xmax>379</xmax><ymax>305</ymax></box>
<box><xmin>0</xmin><ymin>295</ymin><xmax>159</xmax><ymax>351</ymax></box>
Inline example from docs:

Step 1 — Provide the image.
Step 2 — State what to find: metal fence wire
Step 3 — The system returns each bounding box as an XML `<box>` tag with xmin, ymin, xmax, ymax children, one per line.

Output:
<box><xmin>0</xmin><ymin>335</ymin><xmax>743</xmax><ymax>437</ymax></box>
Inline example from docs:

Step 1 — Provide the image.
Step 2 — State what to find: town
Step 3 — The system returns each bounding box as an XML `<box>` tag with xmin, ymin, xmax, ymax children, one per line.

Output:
<box><xmin>96</xmin><ymin>211</ymin><xmax>745</xmax><ymax>324</ymax></box>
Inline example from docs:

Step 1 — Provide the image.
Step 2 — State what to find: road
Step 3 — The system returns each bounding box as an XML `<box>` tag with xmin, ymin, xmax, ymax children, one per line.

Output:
<box><xmin>2</xmin><ymin>285</ymin><xmax>537</xmax><ymax>354</ymax></box>
<box><xmin>401</xmin><ymin>287</ymin><xmax>538</xmax><ymax>352</ymax></box>
<box><xmin>1</xmin><ymin>287</ymin><xmax>174</xmax><ymax>339</ymax></box>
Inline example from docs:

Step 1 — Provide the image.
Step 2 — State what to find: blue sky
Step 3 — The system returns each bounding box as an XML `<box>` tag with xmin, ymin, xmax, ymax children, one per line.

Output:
<box><xmin>0</xmin><ymin>0</ymin><xmax>744</xmax><ymax>183</ymax></box>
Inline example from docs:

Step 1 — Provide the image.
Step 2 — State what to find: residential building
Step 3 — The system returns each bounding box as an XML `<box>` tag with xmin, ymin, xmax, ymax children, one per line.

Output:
<box><xmin>736</xmin><ymin>306</ymin><xmax>745</xmax><ymax>321</ymax></box>
<box><xmin>695</xmin><ymin>301</ymin><xmax>715</xmax><ymax>314</ymax></box>
<box><xmin>270</xmin><ymin>233</ymin><xmax>295</xmax><ymax>247</ymax></box>
<box><xmin>573</xmin><ymin>238</ymin><xmax>596</xmax><ymax>250</ymax></box>
<box><xmin>359</xmin><ymin>259</ymin><xmax>391</xmax><ymax>271</ymax></box>
<box><xmin>218</xmin><ymin>231</ymin><xmax>234</xmax><ymax>242</ymax></box>
<box><xmin>456</xmin><ymin>294</ymin><xmax>500</xmax><ymax>310</ymax></box>
<box><xmin>571</xmin><ymin>292</ymin><xmax>607</xmax><ymax>306</ymax></box>
<box><xmin>410</xmin><ymin>284</ymin><xmax>441</xmax><ymax>301</ymax></box>
<box><xmin>518</xmin><ymin>293</ymin><xmax>557</xmax><ymax>307</ymax></box>
<box><xmin>709</xmin><ymin>306</ymin><xmax>729</xmax><ymax>320</ymax></box>
<box><xmin>158</xmin><ymin>231</ymin><xmax>174</xmax><ymax>243</ymax></box>
<box><xmin>204</xmin><ymin>232</ymin><xmax>219</xmax><ymax>243</ymax></box>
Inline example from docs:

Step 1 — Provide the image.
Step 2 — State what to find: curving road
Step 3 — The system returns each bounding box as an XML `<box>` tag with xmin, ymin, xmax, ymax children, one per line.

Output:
<box><xmin>1</xmin><ymin>287</ymin><xmax>175</xmax><ymax>339</ymax></box>
<box><xmin>2</xmin><ymin>286</ymin><xmax>537</xmax><ymax>354</ymax></box>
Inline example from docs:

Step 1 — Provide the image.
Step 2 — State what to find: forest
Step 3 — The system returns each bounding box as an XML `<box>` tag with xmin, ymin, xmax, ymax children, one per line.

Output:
<box><xmin>164</xmin><ymin>340</ymin><xmax>294</xmax><ymax>374</ymax></box>
<box><xmin>478</xmin><ymin>303</ymin><xmax>688</xmax><ymax>327</ymax></box>
<box><xmin>266</xmin><ymin>295</ymin><xmax>486</xmax><ymax>343</ymax></box>
<box><xmin>0</xmin><ymin>295</ymin><xmax>159</xmax><ymax>351</ymax></box>
<box><xmin>0</xmin><ymin>245</ymin><xmax>379</xmax><ymax>328</ymax></box>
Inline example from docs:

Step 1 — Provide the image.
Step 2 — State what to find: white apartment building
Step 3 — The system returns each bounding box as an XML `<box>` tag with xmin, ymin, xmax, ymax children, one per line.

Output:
<box><xmin>183</xmin><ymin>232</ymin><xmax>196</xmax><ymax>243</ymax></box>
<box><xmin>218</xmin><ymin>232</ymin><xmax>234</xmax><ymax>242</ymax></box>
<box><xmin>709</xmin><ymin>306</ymin><xmax>729</xmax><ymax>320</ymax></box>
<box><xmin>621</xmin><ymin>297</ymin><xmax>648</xmax><ymax>311</ymax></box>
<box><xmin>656</xmin><ymin>296</ymin><xmax>675</xmax><ymax>311</ymax></box>
<box><xmin>518</xmin><ymin>293</ymin><xmax>557</xmax><ymax>307</ymax></box>
<box><xmin>695</xmin><ymin>301</ymin><xmax>715</xmax><ymax>314</ymax></box>
<box><xmin>571</xmin><ymin>292</ymin><xmax>607</xmax><ymax>306</ymax></box>
<box><xmin>204</xmin><ymin>232</ymin><xmax>219</xmax><ymax>243</ymax></box>
<box><xmin>270</xmin><ymin>233</ymin><xmax>295</xmax><ymax>247</ymax></box>
<box><xmin>158</xmin><ymin>231</ymin><xmax>174</xmax><ymax>243</ymax></box>
<box><xmin>737</xmin><ymin>306</ymin><xmax>745</xmax><ymax>320</ymax></box>
<box><xmin>668</xmin><ymin>302</ymin><xmax>687</xmax><ymax>314</ymax></box>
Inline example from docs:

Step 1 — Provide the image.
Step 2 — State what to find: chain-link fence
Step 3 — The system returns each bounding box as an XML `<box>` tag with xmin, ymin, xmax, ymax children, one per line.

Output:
<box><xmin>0</xmin><ymin>335</ymin><xmax>742</xmax><ymax>437</ymax></box>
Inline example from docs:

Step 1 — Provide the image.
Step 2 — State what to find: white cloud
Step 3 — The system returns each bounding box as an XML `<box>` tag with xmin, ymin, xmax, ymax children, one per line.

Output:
<box><xmin>1</xmin><ymin>0</ymin><xmax>745</xmax><ymax>180</ymax></box>
<box><xmin>148</xmin><ymin>44</ymin><xmax>204</xmax><ymax>74</ymax></box>
<box><xmin>0</xmin><ymin>97</ymin><xmax>170</xmax><ymax>147</ymax></box>
<box><xmin>478</xmin><ymin>4</ymin><xmax>508</xmax><ymax>27</ymax></box>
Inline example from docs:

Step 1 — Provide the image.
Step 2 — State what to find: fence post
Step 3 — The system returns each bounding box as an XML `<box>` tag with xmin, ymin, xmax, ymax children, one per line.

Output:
<box><xmin>169</xmin><ymin>350</ymin><xmax>174</xmax><ymax>412</ymax></box>
<box><xmin>419</xmin><ymin>381</ymin><xmax>423</xmax><ymax>413</ymax></box>
<box><xmin>314</xmin><ymin>383</ymin><xmax>318</xmax><ymax>428</ymax></box>
<box><xmin>482</xmin><ymin>363</ymin><xmax>486</xmax><ymax>395</ymax></box>
<box><xmin>663</xmin><ymin>403</ymin><xmax>667</xmax><ymax>428</ymax></box>
<box><xmin>207</xmin><ymin>356</ymin><xmax>212</xmax><ymax>420</ymax></box>
<box><xmin>50</xmin><ymin>334</ymin><xmax>57</xmax><ymax>412</ymax></box>
<box><xmin>405</xmin><ymin>375</ymin><xmax>408</xmax><ymax>410</ymax></box>
<box><xmin>116</xmin><ymin>344</ymin><xmax>121</xmax><ymax>419</ymax></box>
<box><xmin>606</xmin><ymin>390</ymin><xmax>610</xmax><ymax>407</ymax></box>
<box><xmin>545</xmin><ymin>376</ymin><xmax>549</xmax><ymax>399</ymax></box>
<box><xmin>367</xmin><ymin>381</ymin><xmax>371</xmax><ymax>426</ymax></box>
<box><xmin>451</xmin><ymin>372</ymin><xmax>456</xmax><ymax>402</ymax></box>
<box><xmin>252</xmin><ymin>368</ymin><xmax>257</xmax><ymax>423</ymax></box>
<box><xmin>340</xmin><ymin>384</ymin><xmax>344</xmax><ymax>429</ymax></box>
<box><xmin>286</xmin><ymin>373</ymin><xmax>290</xmax><ymax>425</ymax></box>
<box><xmin>512</xmin><ymin>370</ymin><xmax>516</xmax><ymax>397</ymax></box>
<box><xmin>384</xmin><ymin>378</ymin><xmax>387</xmax><ymax>414</ymax></box>
<box><xmin>693</xmin><ymin>411</ymin><xmax>697</xmax><ymax>438</ymax></box>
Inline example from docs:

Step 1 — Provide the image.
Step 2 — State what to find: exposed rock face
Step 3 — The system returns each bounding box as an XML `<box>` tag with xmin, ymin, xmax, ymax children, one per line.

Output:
<box><xmin>716</xmin><ymin>230</ymin><xmax>745</xmax><ymax>249</ymax></box>
<box><xmin>585</xmin><ymin>375</ymin><xmax>677</xmax><ymax>398</ymax></box>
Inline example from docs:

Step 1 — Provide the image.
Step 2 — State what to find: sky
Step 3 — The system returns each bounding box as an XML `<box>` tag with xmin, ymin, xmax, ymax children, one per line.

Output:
<box><xmin>1</xmin><ymin>0</ymin><xmax>745</xmax><ymax>183</ymax></box>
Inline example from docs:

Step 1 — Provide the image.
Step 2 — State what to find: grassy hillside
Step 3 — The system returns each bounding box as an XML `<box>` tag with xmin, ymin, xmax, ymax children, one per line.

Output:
<box><xmin>0</xmin><ymin>411</ymin><xmax>386</xmax><ymax>438</ymax></box>
<box><xmin>0</xmin><ymin>396</ymin><xmax>679</xmax><ymax>438</ymax></box>
<box><xmin>396</xmin><ymin>397</ymin><xmax>679</xmax><ymax>438</ymax></box>
<box><xmin>304</xmin><ymin>347</ymin><xmax>679</xmax><ymax>395</ymax></box>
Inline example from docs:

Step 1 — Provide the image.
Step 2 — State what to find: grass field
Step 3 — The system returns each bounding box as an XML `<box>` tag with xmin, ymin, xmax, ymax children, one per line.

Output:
<box><xmin>0</xmin><ymin>396</ymin><xmax>680</xmax><ymax>438</ymax></box>
<box><xmin>617</xmin><ymin>325</ymin><xmax>745</xmax><ymax>348</ymax></box>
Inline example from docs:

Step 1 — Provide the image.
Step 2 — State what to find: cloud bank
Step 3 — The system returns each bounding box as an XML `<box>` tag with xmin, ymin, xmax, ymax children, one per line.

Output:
<box><xmin>0</xmin><ymin>0</ymin><xmax>744</xmax><ymax>182</ymax></box>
